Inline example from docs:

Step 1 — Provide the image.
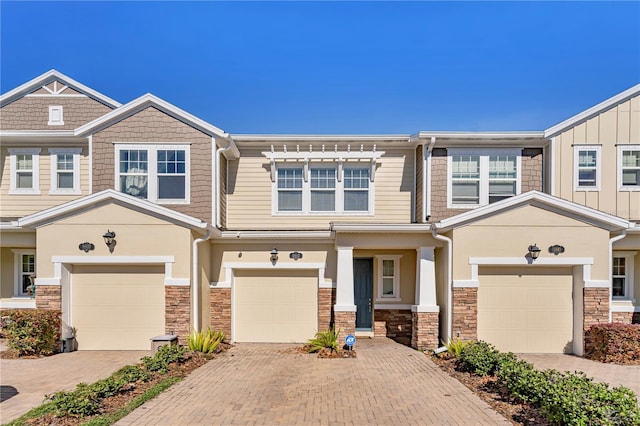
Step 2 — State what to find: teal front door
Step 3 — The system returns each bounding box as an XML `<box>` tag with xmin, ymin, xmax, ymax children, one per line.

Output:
<box><xmin>354</xmin><ymin>258</ymin><xmax>373</xmax><ymax>330</ymax></box>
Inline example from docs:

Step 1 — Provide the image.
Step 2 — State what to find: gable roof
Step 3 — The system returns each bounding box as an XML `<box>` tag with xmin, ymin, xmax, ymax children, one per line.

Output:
<box><xmin>0</xmin><ymin>69</ymin><xmax>121</xmax><ymax>109</ymax></box>
<box><xmin>435</xmin><ymin>191</ymin><xmax>630</xmax><ymax>232</ymax></box>
<box><xmin>544</xmin><ymin>84</ymin><xmax>640</xmax><ymax>138</ymax></box>
<box><xmin>17</xmin><ymin>189</ymin><xmax>212</xmax><ymax>231</ymax></box>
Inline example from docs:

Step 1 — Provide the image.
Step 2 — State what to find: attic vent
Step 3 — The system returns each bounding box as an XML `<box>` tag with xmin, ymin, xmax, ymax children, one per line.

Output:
<box><xmin>48</xmin><ymin>105</ymin><xmax>64</xmax><ymax>126</ymax></box>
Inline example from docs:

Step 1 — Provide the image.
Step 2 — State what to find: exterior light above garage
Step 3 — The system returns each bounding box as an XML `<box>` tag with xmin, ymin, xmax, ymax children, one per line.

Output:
<box><xmin>528</xmin><ymin>244</ymin><xmax>541</xmax><ymax>260</ymax></box>
<box><xmin>270</xmin><ymin>248</ymin><xmax>278</xmax><ymax>265</ymax></box>
<box><xmin>103</xmin><ymin>230</ymin><xmax>116</xmax><ymax>253</ymax></box>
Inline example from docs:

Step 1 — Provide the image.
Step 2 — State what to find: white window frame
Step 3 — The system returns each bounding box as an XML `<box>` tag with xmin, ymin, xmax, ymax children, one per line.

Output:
<box><xmin>574</xmin><ymin>145</ymin><xmax>601</xmax><ymax>191</ymax></box>
<box><xmin>9</xmin><ymin>148</ymin><xmax>41</xmax><ymax>194</ymax></box>
<box><xmin>617</xmin><ymin>145</ymin><xmax>640</xmax><ymax>191</ymax></box>
<box><xmin>447</xmin><ymin>148</ymin><xmax>521</xmax><ymax>209</ymax></box>
<box><xmin>48</xmin><ymin>105</ymin><xmax>64</xmax><ymax>126</ymax></box>
<box><xmin>271</xmin><ymin>161</ymin><xmax>374</xmax><ymax>215</ymax></box>
<box><xmin>49</xmin><ymin>148</ymin><xmax>81</xmax><ymax>195</ymax></box>
<box><xmin>375</xmin><ymin>255</ymin><xmax>402</xmax><ymax>302</ymax></box>
<box><xmin>114</xmin><ymin>144</ymin><xmax>190</xmax><ymax>204</ymax></box>
<box><xmin>612</xmin><ymin>251</ymin><xmax>636</xmax><ymax>302</ymax></box>
<box><xmin>12</xmin><ymin>249</ymin><xmax>35</xmax><ymax>297</ymax></box>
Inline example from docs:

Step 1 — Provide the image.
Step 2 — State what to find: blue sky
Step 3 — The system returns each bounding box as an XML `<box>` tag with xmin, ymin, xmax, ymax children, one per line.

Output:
<box><xmin>1</xmin><ymin>1</ymin><xmax>639</xmax><ymax>134</ymax></box>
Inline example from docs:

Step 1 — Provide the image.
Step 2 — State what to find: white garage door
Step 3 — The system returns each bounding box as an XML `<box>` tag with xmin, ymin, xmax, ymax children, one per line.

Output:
<box><xmin>71</xmin><ymin>265</ymin><xmax>165</xmax><ymax>350</ymax></box>
<box><xmin>477</xmin><ymin>267</ymin><xmax>573</xmax><ymax>354</ymax></box>
<box><xmin>234</xmin><ymin>270</ymin><xmax>318</xmax><ymax>343</ymax></box>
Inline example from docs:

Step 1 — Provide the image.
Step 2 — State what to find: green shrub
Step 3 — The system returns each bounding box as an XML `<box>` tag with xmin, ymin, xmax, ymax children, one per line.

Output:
<box><xmin>188</xmin><ymin>328</ymin><xmax>226</xmax><ymax>354</ymax></box>
<box><xmin>142</xmin><ymin>344</ymin><xmax>187</xmax><ymax>374</ymax></box>
<box><xmin>457</xmin><ymin>341</ymin><xmax>509</xmax><ymax>376</ymax></box>
<box><xmin>112</xmin><ymin>365</ymin><xmax>151</xmax><ymax>383</ymax></box>
<box><xmin>443</xmin><ymin>338</ymin><xmax>469</xmax><ymax>357</ymax></box>
<box><xmin>0</xmin><ymin>309</ymin><xmax>61</xmax><ymax>356</ymax></box>
<box><xmin>307</xmin><ymin>328</ymin><xmax>340</xmax><ymax>353</ymax></box>
<box><xmin>49</xmin><ymin>383</ymin><xmax>101</xmax><ymax>418</ymax></box>
<box><xmin>496</xmin><ymin>357</ymin><xmax>547</xmax><ymax>405</ymax></box>
<box><xmin>586</xmin><ymin>323</ymin><xmax>640</xmax><ymax>364</ymax></box>
<box><xmin>88</xmin><ymin>376</ymin><xmax>127</xmax><ymax>399</ymax></box>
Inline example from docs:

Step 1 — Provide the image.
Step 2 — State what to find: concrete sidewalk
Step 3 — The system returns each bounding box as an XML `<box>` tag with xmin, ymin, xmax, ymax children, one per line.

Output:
<box><xmin>118</xmin><ymin>338</ymin><xmax>508</xmax><ymax>425</ymax></box>
<box><xmin>0</xmin><ymin>348</ymin><xmax>147</xmax><ymax>423</ymax></box>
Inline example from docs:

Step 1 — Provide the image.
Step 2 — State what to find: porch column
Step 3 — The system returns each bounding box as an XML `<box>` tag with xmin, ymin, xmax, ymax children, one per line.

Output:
<box><xmin>412</xmin><ymin>246</ymin><xmax>439</xmax><ymax>351</ymax></box>
<box><xmin>334</xmin><ymin>246</ymin><xmax>356</xmax><ymax>335</ymax></box>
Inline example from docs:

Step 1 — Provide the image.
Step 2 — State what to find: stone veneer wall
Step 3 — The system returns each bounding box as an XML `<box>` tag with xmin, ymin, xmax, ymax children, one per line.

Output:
<box><xmin>35</xmin><ymin>285</ymin><xmax>61</xmax><ymax>310</ymax></box>
<box><xmin>452</xmin><ymin>288</ymin><xmax>477</xmax><ymax>340</ymax></box>
<box><xmin>583</xmin><ymin>288</ymin><xmax>610</xmax><ymax>353</ymax></box>
<box><xmin>411</xmin><ymin>311</ymin><xmax>439</xmax><ymax>351</ymax></box>
<box><xmin>633</xmin><ymin>312</ymin><xmax>640</xmax><ymax>324</ymax></box>
<box><xmin>165</xmin><ymin>286</ymin><xmax>190</xmax><ymax>343</ymax></box>
<box><xmin>318</xmin><ymin>288</ymin><xmax>335</xmax><ymax>331</ymax></box>
<box><xmin>210</xmin><ymin>288</ymin><xmax>231</xmax><ymax>337</ymax></box>
<box><xmin>334</xmin><ymin>311</ymin><xmax>355</xmax><ymax>337</ymax></box>
<box><xmin>374</xmin><ymin>309</ymin><xmax>412</xmax><ymax>345</ymax></box>
<box><xmin>611</xmin><ymin>311</ymin><xmax>634</xmax><ymax>324</ymax></box>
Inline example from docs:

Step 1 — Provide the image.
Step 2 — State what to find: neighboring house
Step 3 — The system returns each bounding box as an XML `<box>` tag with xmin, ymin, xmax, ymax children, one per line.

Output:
<box><xmin>1</xmin><ymin>70</ymin><xmax>638</xmax><ymax>355</ymax></box>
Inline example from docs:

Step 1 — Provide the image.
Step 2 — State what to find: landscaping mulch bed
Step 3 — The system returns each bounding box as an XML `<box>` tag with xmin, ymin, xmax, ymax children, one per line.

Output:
<box><xmin>431</xmin><ymin>355</ymin><xmax>549</xmax><ymax>426</ymax></box>
<box><xmin>17</xmin><ymin>351</ymin><xmax>211</xmax><ymax>426</ymax></box>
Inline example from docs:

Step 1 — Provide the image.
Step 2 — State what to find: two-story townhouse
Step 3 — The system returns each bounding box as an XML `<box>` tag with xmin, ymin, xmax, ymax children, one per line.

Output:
<box><xmin>1</xmin><ymin>69</ymin><xmax>637</xmax><ymax>355</ymax></box>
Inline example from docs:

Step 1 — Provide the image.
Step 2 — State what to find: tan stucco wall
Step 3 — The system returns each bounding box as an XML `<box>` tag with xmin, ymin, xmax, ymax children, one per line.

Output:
<box><xmin>0</xmin><ymin>96</ymin><xmax>112</xmax><ymax>130</ymax></box>
<box><xmin>451</xmin><ymin>205</ymin><xmax>611</xmax><ymax>281</ymax></box>
<box><xmin>211</xmin><ymin>242</ymin><xmax>336</xmax><ymax>284</ymax></box>
<box><xmin>91</xmin><ymin>106</ymin><xmax>213</xmax><ymax>222</ymax></box>
<box><xmin>354</xmin><ymin>248</ymin><xmax>416</xmax><ymax>306</ymax></box>
<box><xmin>226</xmin><ymin>148</ymin><xmax>414</xmax><ymax>230</ymax></box>
<box><xmin>552</xmin><ymin>95</ymin><xmax>640</xmax><ymax>220</ymax></box>
<box><xmin>0</xmin><ymin>144</ymin><xmax>90</xmax><ymax>218</ymax></box>
<box><xmin>36</xmin><ymin>202</ymin><xmax>193</xmax><ymax>279</ymax></box>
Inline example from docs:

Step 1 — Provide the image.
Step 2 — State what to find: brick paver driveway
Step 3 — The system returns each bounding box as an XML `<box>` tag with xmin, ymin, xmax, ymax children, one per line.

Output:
<box><xmin>118</xmin><ymin>338</ymin><xmax>507</xmax><ymax>425</ymax></box>
<box><xmin>0</xmin><ymin>349</ymin><xmax>148</xmax><ymax>423</ymax></box>
<box><xmin>519</xmin><ymin>354</ymin><xmax>640</xmax><ymax>401</ymax></box>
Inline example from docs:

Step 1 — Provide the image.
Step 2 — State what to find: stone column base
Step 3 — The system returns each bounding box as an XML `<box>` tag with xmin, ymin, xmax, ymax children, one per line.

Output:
<box><xmin>210</xmin><ymin>288</ymin><xmax>231</xmax><ymax>337</ymax></box>
<box><xmin>583</xmin><ymin>287</ymin><xmax>609</xmax><ymax>354</ymax></box>
<box><xmin>411</xmin><ymin>311</ymin><xmax>439</xmax><ymax>351</ymax></box>
<box><xmin>452</xmin><ymin>287</ymin><xmax>477</xmax><ymax>341</ymax></box>
<box><xmin>35</xmin><ymin>285</ymin><xmax>61</xmax><ymax>310</ymax></box>
<box><xmin>334</xmin><ymin>310</ymin><xmax>356</xmax><ymax>337</ymax></box>
<box><xmin>612</xmin><ymin>311</ymin><xmax>633</xmax><ymax>324</ymax></box>
<box><xmin>165</xmin><ymin>286</ymin><xmax>191</xmax><ymax>344</ymax></box>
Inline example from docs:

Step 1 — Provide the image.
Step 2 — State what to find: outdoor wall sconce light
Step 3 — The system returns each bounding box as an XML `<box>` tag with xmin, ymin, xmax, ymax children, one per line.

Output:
<box><xmin>548</xmin><ymin>244</ymin><xmax>565</xmax><ymax>256</ymax></box>
<box><xmin>289</xmin><ymin>251</ymin><xmax>303</xmax><ymax>261</ymax></box>
<box><xmin>270</xmin><ymin>248</ymin><xmax>279</xmax><ymax>265</ymax></box>
<box><xmin>103</xmin><ymin>230</ymin><xmax>116</xmax><ymax>253</ymax></box>
<box><xmin>78</xmin><ymin>242</ymin><xmax>95</xmax><ymax>253</ymax></box>
<box><xmin>528</xmin><ymin>244</ymin><xmax>541</xmax><ymax>260</ymax></box>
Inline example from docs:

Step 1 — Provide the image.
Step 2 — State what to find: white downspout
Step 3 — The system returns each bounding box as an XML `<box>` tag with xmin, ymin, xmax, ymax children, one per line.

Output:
<box><xmin>423</xmin><ymin>136</ymin><xmax>436</xmax><ymax>222</ymax></box>
<box><xmin>192</xmin><ymin>229</ymin><xmax>211</xmax><ymax>332</ymax></box>
<box><xmin>432</xmin><ymin>228</ymin><xmax>452</xmax><ymax>342</ymax></box>
<box><xmin>608</xmin><ymin>231</ymin><xmax>627</xmax><ymax>322</ymax></box>
<box><xmin>215</xmin><ymin>139</ymin><xmax>233</xmax><ymax>229</ymax></box>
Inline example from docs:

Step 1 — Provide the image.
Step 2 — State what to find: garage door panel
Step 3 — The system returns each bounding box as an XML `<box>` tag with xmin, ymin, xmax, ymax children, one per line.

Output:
<box><xmin>234</xmin><ymin>273</ymin><xmax>318</xmax><ymax>343</ymax></box>
<box><xmin>478</xmin><ymin>269</ymin><xmax>573</xmax><ymax>354</ymax></box>
<box><xmin>71</xmin><ymin>265</ymin><xmax>165</xmax><ymax>350</ymax></box>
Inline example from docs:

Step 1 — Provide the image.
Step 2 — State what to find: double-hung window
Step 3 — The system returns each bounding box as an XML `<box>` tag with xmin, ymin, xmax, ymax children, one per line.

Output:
<box><xmin>273</xmin><ymin>163</ymin><xmax>372</xmax><ymax>214</ymax></box>
<box><xmin>49</xmin><ymin>148</ymin><xmax>81</xmax><ymax>194</ymax></box>
<box><xmin>344</xmin><ymin>167</ymin><xmax>370</xmax><ymax>211</ymax></box>
<box><xmin>612</xmin><ymin>252</ymin><xmax>636</xmax><ymax>301</ymax></box>
<box><xmin>375</xmin><ymin>255</ymin><xmax>402</xmax><ymax>301</ymax></box>
<box><xmin>574</xmin><ymin>145</ymin><xmax>601</xmax><ymax>191</ymax></box>
<box><xmin>9</xmin><ymin>148</ymin><xmax>40</xmax><ymax>194</ymax></box>
<box><xmin>12</xmin><ymin>250</ymin><xmax>35</xmax><ymax>297</ymax></box>
<box><xmin>448</xmin><ymin>149</ymin><xmax>520</xmax><ymax>208</ymax></box>
<box><xmin>277</xmin><ymin>167</ymin><xmax>303</xmax><ymax>211</ymax></box>
<box><xmin>310</xmin><ymin>168</ymin><xmax>335</xmax><ymax>212</ymax></box>
<box><xmin>618</xmin><ymin>145</ymin><xmax>640</xmax><ymax>191</ymax></box>
<box><xmin>116</xmin><ymin>144</ymin><xmax>190</xmax><ymax>203</ymax></box>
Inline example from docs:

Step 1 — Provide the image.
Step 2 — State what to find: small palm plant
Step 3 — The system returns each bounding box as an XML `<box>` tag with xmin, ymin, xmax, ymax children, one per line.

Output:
<box><xmin>307</xmin><ymin>328</ymin><xmax>340</xmax><ymax>353</ymax></box>
<box><xmin>443</xmin><ymin>338</ymin><xmax>468</xmax><ymax>358</ymax></box>
<box><xmin>187</xmin><ymin>328</ymin><xmax>226</xmax><ymax>354</ymax></box>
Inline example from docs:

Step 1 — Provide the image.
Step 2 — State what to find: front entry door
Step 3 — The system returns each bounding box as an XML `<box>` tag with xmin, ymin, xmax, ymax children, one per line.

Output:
<box><xmin>354</xmin><ymin>258</ymin><xmax>373</xmax><ymax>330</ymax></box>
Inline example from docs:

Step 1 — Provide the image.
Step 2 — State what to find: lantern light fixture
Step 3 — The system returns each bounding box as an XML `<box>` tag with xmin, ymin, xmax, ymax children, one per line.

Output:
<box><xmin>528</xmin><ymin>244</ymin><xmax>541</xmax><ymax>260</ymax></box>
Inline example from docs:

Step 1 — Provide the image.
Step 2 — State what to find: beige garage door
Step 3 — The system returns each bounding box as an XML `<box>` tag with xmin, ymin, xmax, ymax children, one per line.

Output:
<box><xmin>71</xmin><ymin>265</ymin><xmax>165</xmax><ymax>350</ymax></box>
<box><xmin>477</xmin><ymin>267</ymin><xmax>573</xmax><ymax>354</ymax></box>
<box><xmin>234</xmin><ymin>270</ymin><xmax>318</xmax><ymax>343</ymax></box>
